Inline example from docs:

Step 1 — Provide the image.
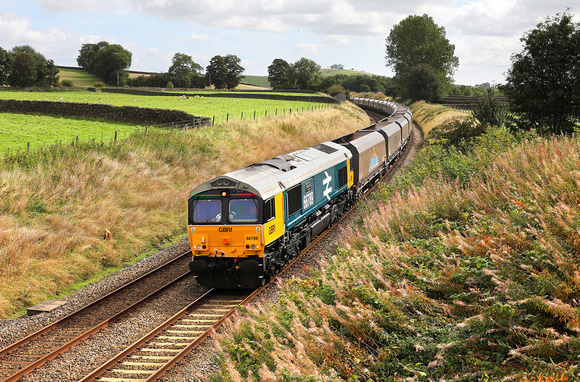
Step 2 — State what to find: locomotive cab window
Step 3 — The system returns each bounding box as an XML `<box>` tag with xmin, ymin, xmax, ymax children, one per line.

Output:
<box><xmin>229</xmin><ymin>199</ymin><xmax>259</xmax><ymax>223</ymax></box>
<box><xmin>192</xmin><ymin>199</ymin><xmax>222</xmax><ymax>223</ymax></box>
<box><xmin>264</xmin><ymin>198</ymin><xmax>276</xmax><ymax>222</ymax></box>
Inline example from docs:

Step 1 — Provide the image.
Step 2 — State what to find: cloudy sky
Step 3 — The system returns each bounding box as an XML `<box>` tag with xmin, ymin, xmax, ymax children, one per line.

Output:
<box><xmin>0</xmin><ymin>0</ymin><xmax>577</xmax><ymax>86</ymax></box>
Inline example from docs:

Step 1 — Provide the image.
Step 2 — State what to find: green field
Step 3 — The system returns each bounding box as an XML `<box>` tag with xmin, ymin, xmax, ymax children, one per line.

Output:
<box><xmin>57</xmin><ymin>67</ymin><xmax>104</xmax><ymax>87</ymax></box>
<box><xmin>0</xmin><ymin>89</ymin><xmax>332</xmax><ymax>154</ymax></box>
<box><xmin>0</xmin><ymin>114</ymin><xmax>142</xmax><ymax>153</ymax></box>
<box><xmin>320</xmin><ymin>68</ymin><xmax>372</xmax><ymax>77</ymax></box>
<box><xmin>0</xmin><ymin>90</ymin><xmax>328</xmax><ymax>118</ymax></box>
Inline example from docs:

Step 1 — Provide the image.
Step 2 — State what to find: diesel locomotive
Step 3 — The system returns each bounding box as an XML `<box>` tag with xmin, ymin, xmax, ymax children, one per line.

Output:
<box><xmin>187</xmin><ymin>98</ymin><xmax>412</xmax><ymax>289</ymax></box>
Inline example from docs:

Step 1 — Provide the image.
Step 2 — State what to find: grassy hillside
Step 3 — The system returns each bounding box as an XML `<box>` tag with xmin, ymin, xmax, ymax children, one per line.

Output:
<box><xmin>0</xmin><ymin>101</ymin><xmax>370</xmax><ymax>318</ymax></box>
<box><xmin>241</xmin><ymin>75</ymin><xmax>271</xmax><ymax>88</ymax></box>
<box><xmin>57</xmin><ymin>67</ymin><xmax>103</xmax><ymax>87</ymax></box>
<box><xmin>320</xmin><ymin>68</ymin><xmax>372</xmax><ymax>77</ymax></box>
<box><xmin>212</xmin><ymin>103</ymin><xmax>580</xmax><ymax>381</ymax></box>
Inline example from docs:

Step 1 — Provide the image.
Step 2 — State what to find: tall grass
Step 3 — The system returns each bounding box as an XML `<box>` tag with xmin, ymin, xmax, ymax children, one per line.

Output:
<box><xmin>0</xmin><ymin>102</ymin><xmax>370</xmax><ymax>317</ymax></box>
<box><xmin>212</xmin><ymin>106</ymin><xmax>580</xmax><ymax>380</ymax></box>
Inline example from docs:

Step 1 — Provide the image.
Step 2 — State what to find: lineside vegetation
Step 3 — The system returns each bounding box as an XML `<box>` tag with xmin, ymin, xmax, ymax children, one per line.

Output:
<box><xmin>212</xmin><ymin>101</ymin><xmax>580</xmax><ymax>380</ymax></box>
<box><xmin>0</xmin><ymin>101</ymin><xmax>369</xmax><ymax>317</ymax></box>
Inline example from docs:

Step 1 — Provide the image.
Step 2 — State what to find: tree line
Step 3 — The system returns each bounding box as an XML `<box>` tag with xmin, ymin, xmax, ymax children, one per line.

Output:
<box><xmin>0</xmin><ymin>45</ymin><xmax>60</xmax><ymax>87</ymax></box>
<box><xmin>384</xmin><ymin>10</ymin><xmax>579</xmax><ymax>135</ymax></box>
<box><xmin>2</xmin><ymin>9</ymin><xmax>577</xmax><ymax>135</ymax></box>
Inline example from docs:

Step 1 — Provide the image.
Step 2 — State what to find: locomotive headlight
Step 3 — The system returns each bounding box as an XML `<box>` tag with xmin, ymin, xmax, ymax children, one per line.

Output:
<box><xmin>196</xmin><ymin>245</ymin><xmax>202</xmax><ymax>250</ymax></box>
<box><xmin>251</xmin><ymin>244</ymin><xmax>257</xmax><ymax>249</ymax></box>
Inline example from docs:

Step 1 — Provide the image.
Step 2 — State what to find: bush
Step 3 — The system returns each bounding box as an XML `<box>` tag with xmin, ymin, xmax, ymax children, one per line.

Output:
<box><xmin>326</xmin><ymin>84</ymin><xmax>346</xmax><ymax>97</ymax></box>
<box><xmin>166</xmin><ymin>81</ymin><xmax>174</xmax><ymax>89</ymax></box>
<box><xmin>427</xmin><ymin>116</ymin><xmax>488</xmax><ymax>152</ymax></box>
<box><xmin>473</xmin><ymin>89</ymin><xmax>508</xmax><ymax>127</ymax></box>
<box><xmin>61</xmin><ymin>79</ymin><xmax>74</xmax><ymax>88</ymax></box>
<box><xmin>93</xmin><ymin>81</ymin><xmax>105</xmax><ymax>88</ymax></box>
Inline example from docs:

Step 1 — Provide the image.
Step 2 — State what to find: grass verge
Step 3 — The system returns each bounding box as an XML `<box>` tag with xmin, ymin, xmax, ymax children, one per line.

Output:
<box><xmin>211</xmin><ymin>102</ymin><xmax>580</xmax><ymax>381</ymax></box>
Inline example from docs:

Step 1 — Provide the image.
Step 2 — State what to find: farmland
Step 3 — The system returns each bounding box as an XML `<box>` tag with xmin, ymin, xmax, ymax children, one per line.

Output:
<box><xmin>0</xmin><ymin>89</ymin><xmax>331</xmax><ymax>154</ymax></box>
<box><xmin>0</xmin><ymin>90</ymin><xmax>329</xmax><ymax>118</ymax></box>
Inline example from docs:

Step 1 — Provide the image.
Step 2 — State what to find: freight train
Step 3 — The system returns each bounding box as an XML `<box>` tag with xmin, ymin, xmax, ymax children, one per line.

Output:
<box><xmin>187</xmin><ymin>97</ymin><xmax>412</xmax><ymax>289</ymax></box>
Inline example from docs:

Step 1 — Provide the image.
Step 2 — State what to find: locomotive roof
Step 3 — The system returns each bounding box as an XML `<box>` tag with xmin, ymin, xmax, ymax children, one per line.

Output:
<box><xmin>189</xmin><ymin>141</ymin><xmax>352</xmax><ymax>200</ymax></box>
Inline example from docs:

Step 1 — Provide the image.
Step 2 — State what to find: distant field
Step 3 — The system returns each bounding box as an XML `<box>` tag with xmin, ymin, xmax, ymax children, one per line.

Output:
<box><xmin>0</xmin><ymin>90</ymin><xmax>328</xmax><ymax>118</ymax></box>
<box><xmin>0</xmin><ymin>89</ymin><xmax>331</xmax><ymax>153</ymax></box>
<box><xmin>320</xmin><ymin>68</ymin><xmax>372</xmax><ymax>77</ymax></box>
<box><xmin>241</xmin><ymin>75</ymin><xmax>271</xmax><ymax>88</ymax></box>
<box><xmin>57</xmin><ymin>67</ymin><xmax>103</xmax><ymax>87</ymax></box>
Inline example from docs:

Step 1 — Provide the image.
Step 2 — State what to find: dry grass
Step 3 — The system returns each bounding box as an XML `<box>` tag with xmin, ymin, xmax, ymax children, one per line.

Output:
<box><xmin>411</xmin><ymin>100</ymin><xmax>470</xmax><ymax>137</ymax></box>
<box><xmin>0</xmin><ymin>102</ymin><xmax>369</xmax><ymax>318</ymax></box>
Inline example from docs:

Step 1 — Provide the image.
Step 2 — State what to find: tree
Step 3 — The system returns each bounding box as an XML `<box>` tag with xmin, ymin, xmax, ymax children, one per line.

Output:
<box><xmin>168</xmin><ymin>52</ymin><xmax>202</xmax><ymax>88</ymax></box>
<box><xmin>385</xmin><ymin>14</ymin><xmax>459</xmax><ymax>101</ymax></box>
<box><xmin>10</xmin><ymin>52</ymin><xmax>36</xmax><ymax>87</ymax></box>
<box><xmin>206</xmin><ymin>54</ymin><xmax>244</xmax><ymax>90</ymax></box>
<box><xmin>292</xmin><ymin>57</ymin><xmax>321</xmax><ymax>90</ymax></box>
<box><xmin>92</xmin><ymin>44</ymin><xmax>132</xmax><ymax>86</ymax></box>
<box><xmin>502</xmin><ymin>11</ymin><xmax>580</xmax><ymax>134</ymax></box>
<box><xmin>77</xmin><ymin>41</ymin><xmax>110</xmax><ymax>73</ymax></box>
<box><xmin>10</xmin><ymin>45</ymin><xmax>59</xmax><ymax>87</ymax></box>
<box><xmin>0</xmin><ymin>47</ymin><xmax>12</xmax><ymax>85</ymax></box>
<box><xmin>268</xmin><ymin>58</ymin><xmax>292</xmax><ymax>88</ymax></box>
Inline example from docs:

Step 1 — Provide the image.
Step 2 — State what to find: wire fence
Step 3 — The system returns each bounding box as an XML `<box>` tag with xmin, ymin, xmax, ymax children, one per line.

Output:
<box><xmin>1</xmin><ymin>103</ymin><xmax>333</xmax><ymax>157</ymax></box>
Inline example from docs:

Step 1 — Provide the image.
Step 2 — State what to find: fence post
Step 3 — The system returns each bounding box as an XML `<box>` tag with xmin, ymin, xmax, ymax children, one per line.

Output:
<box><xmin>212</xmin><ymin>116</ymin><xmax>215</xmax><ymax>126</ymax></box>
<box><xmin>76</xmin><ymin>136</ymin><xmax>79</xmax><ymax>145</ymax></box>
<box><xmin>290</xmin><ymin>108</ymin><xmax>292</xmax><ymax>115</ymax></box>
<box><xmin>241</xmin><ymin>111</ymin><xmax>243</xmax><ymax>120</ymax></box>
<box><xmin>227</xmin><ymin>113</ymin><xmax>229</xmax><ymax>122</ymax></box>
<box><xmin>27</xmin><ymin>142</ymin><xmax>30</xmax><ymax>153</ymax></box>
<box><xmin>254</xmin><ymin>110</ymin><xmax>256</xmax><ymax>120</ymax></box>
<box><xmin>114</xmin><ymin>131</ymin><xmax>118</xmax><ymax>142</ymax></box>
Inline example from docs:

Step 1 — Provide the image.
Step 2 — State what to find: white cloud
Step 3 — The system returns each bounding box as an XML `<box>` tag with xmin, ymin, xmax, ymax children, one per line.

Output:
<box><xmin>0</xmin><ymin>12</ymin><xmax>68</xmax><ymax>49</ymax></box>
<box><xmin>294</xmin><ymin>42</ymin><xmax>318</xmax><ymax>54</ymax></box>
<box><xmin>325</xmin><ymin>35</ymin><xmax>351</xmax><ymax>47</ymax></box>
<box><xmin>191</xmin><ymin>32</ymin><xmax>211</xmax><ymax>41</ymax></box>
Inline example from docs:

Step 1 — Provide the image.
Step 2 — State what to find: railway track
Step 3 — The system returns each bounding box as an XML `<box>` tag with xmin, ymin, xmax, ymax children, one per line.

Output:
<box><xmin>0</xmin><ymin>252</ymin><xmax>192</xmax><ymax>382</ymax></box>
<box><xmin>365</xmin><ymin>108</ymin><xmax>387</xmax><ymax>123</ymax></box>
<box><xmin>79</xmin><ymin>289</ymin><xmax>253</xmax><ymax>382</ymax></box>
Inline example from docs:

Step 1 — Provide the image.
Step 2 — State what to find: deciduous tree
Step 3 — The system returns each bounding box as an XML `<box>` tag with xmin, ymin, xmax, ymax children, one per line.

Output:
<box><xmin>0</xmin><ymin>47</ymin><xmax>12</xmax><ymax>85</ymax></box>
<box><xmin>385</xmin><ymin>14</ymin><xmax>458</xmax><ymax>101</ymax></box>
<box><xmin>10</xmin><ymin>52</ymin><xmax>36</xmax><ymax>87</ymax></box>
<box><xmin>503</xmin><ymin>10</ymin><xmax>580</xmax><ymax>134</ymax></box>
<box><xmin>168</xmin><ymin>52</ymin><xmax>202</xmax><ymax>88</ymax></box>
<box><xmin>206</xmin><ymin>54</ymin><xmax>244</xmax><ymax>90</ymax></box>
<box><xmin>268</xmin><ymin>58</ymin><xmax>292</xmax><ymax>88</ymax></box>
<box><xmin>92</xmin><ymin>44</ymin><xmax>132</xmax><ymax>86</ymax></box>
<box><xmin>292</xmin><ymin>57</ymin><xmax>321</xmax><ymax>90</ymax></box>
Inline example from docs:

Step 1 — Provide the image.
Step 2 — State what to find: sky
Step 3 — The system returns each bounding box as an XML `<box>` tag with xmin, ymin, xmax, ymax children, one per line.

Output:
<box><xmin>0</xmin><ymin>0</ymin><xmax>577</xmax><ymax>86</ymax></box>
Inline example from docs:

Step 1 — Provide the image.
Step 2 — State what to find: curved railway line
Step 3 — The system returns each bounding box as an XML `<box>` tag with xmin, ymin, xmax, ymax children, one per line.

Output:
<box><xmin>0</xmin><ymin>100</ymin><xmax>413</xmax><ymax>381</ymax></box>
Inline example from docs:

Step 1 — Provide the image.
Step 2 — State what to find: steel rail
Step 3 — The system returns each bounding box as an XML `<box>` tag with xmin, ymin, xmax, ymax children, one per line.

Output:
<box><xmin>0</xmin><ymin>251</ymin><xmax>192</xmax><ymax>382</ymax></box>
<box><xmin>79</xmin><ymin>288</ymin><xmax>263</xmax><ymax>382</ymax></box>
